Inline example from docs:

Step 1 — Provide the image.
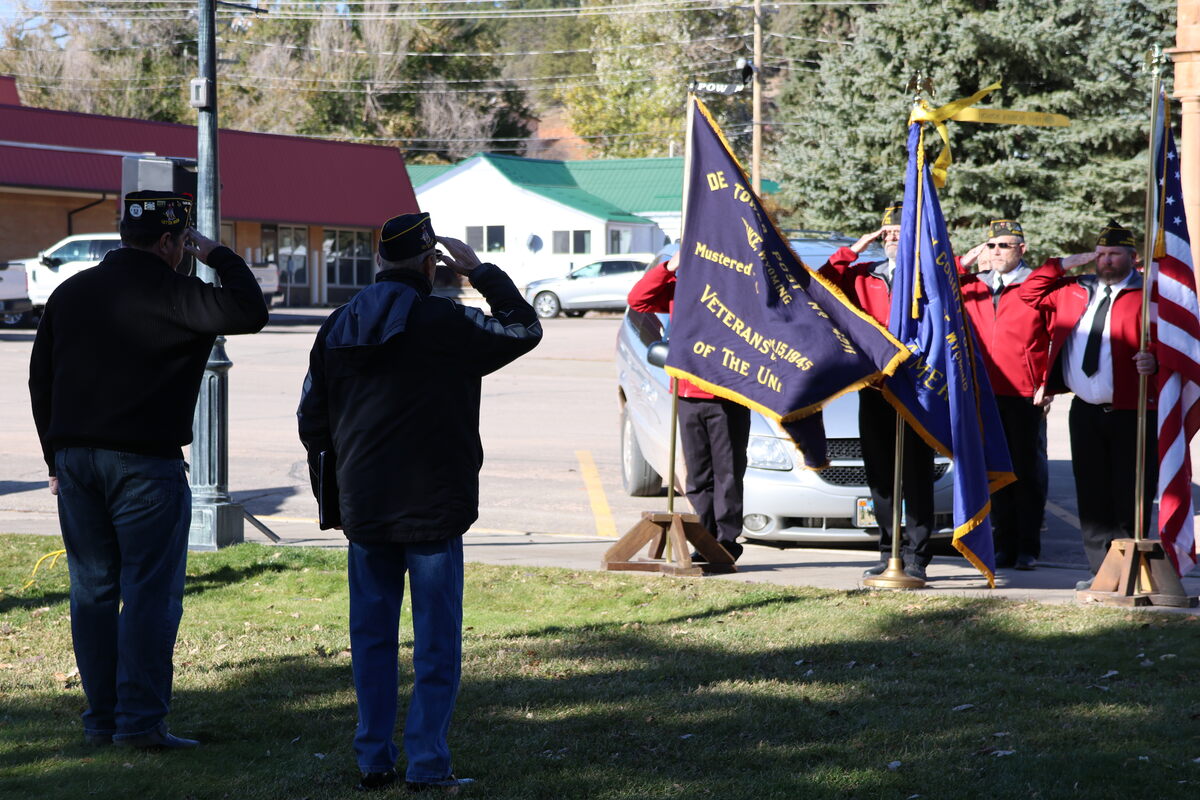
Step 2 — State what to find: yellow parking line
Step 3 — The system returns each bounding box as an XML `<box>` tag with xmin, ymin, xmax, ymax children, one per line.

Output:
<box><xmin>576</xmin><ymin>450</ymin><xmax>617</xmax><ymax>538</ymax></box>
<box><xmin>1045</xmin><ymin>500</ymin><xmax>1080</xmax><ymax>529</ymax></box>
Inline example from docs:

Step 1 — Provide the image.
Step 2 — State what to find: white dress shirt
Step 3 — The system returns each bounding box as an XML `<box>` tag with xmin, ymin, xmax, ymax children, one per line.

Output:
<box><xmin>1062</xmin><ymin>272</ymin><xmax>1134</xmax><ymax>405</ymax></box>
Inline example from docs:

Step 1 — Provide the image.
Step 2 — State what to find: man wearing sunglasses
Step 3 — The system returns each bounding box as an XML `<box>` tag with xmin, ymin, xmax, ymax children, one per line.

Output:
<box><xmin>822</xmin><ymin>202</ymin><xmax>938</xmax><ymax>582</ymax></box>
<box><xmin>957</xmin><ymin>220</ymin><xmax>1053</xmax><ymax>571</ymax></box>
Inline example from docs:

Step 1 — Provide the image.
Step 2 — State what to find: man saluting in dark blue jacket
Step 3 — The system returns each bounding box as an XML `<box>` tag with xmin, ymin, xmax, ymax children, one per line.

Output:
<box><xmin>297</xmin><ymin>212</ymin><xmax>542</xmax><ymax>793</ymax></box>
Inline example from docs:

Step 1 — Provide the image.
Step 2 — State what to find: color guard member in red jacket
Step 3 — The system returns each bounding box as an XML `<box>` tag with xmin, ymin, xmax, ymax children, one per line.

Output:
<box><xmin>821</xmin><ymin>203</ymin><xmax>937</xmax><ymax>582</ymax></box>
<box><xmin>957</xmin><ymin>220</ymin><xmax>1053</xmax><ymax>571</ymax></box>
<box><xmin>627</xmin><ymin>251</ymin><xmax>749</xmax><ymax>562</ymax></box>
<box><xmin>1019</xmin><ymin>220</ymin><xmax>1158</xmax><ymax>588</ymax></box>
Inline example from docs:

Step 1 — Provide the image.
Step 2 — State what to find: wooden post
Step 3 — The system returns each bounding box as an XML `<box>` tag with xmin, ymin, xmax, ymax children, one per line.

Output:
<box><xmin>1170</xmin><ymin>0</ymin><xmax>1200</xmax><ymax>283</ymax></box>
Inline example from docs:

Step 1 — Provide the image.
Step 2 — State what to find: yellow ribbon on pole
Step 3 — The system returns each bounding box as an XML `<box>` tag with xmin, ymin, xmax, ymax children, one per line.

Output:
<box><xmin>908</xmin><ymin>81</ymin><xmax>1002</xmax><ymax>188</ymax></box>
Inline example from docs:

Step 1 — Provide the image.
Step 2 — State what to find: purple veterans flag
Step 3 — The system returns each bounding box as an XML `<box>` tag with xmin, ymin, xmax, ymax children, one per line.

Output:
<box><xmin>665</xmin><ymin>97</ymin><xmax>909</xmax><ymax>465</ymax></box>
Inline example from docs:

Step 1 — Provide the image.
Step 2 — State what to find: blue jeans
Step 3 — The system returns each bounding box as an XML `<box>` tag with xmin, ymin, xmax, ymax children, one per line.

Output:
<box><xmin>55</xmin><ymin>447</ymin><xmax>190</xmax><ymax>739</ymax></box>
<box><xmin>348</xmin><ymin>537</ymin><xmax>463</xmax><ymax>780</ymax></box>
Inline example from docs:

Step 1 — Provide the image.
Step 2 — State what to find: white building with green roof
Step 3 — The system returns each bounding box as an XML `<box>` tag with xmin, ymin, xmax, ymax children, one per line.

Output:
<box><xmin>408</xmin><ymin>153</ymin><xmax>689</xmax><ymax>288</ymax></box>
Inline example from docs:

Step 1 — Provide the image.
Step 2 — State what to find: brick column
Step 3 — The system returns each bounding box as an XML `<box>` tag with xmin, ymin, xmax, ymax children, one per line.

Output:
<box><xmin>1171</xmin><ymin>0</ymin><xmax>1200</xmax><ymax>277</ymax></box>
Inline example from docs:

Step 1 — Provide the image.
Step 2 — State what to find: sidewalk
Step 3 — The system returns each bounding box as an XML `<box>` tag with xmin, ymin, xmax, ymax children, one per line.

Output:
<box><xmin>12</xmin><ymin>508</ymin><xmax>1187</xmax><ymax>614</ymax></box>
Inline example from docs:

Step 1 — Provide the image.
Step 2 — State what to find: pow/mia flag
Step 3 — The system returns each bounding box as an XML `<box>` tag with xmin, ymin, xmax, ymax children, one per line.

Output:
<box><xmin>664</xmin><ymin>97</ymin><xmax>909</xmax><ymax>465</ymax></box>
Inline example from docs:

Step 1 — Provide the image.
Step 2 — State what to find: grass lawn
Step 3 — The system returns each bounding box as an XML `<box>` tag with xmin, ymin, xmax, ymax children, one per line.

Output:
<box><xmin>1</xmin><ymin>534</ymin><xmax>1199</xmax><ymax>799</ymax></box>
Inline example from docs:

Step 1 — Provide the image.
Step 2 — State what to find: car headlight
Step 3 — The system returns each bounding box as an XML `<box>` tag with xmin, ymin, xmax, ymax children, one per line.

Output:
<box><xmin>746</xmin><ymin>435</ymin><xmax>793</xmax><ymax>471</ymax></box>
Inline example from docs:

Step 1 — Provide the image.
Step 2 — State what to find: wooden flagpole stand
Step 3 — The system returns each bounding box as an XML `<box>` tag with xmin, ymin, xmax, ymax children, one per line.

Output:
<box><xmin>602</xmin><ymin>93</ymin><xmax>735</xmax><ymax>577</ymax></box>
<box><xmin>1079</xmin><ymin>49</ymin><xmax>1196</xmax><ymax>609</ymax></box>
<box><xmin>1077</xmin><ymin>538</ymin><xmax>1196</xmax><ymax>607</ymax></box>
<box><xmin>602</xmin><ymin>354</ymin><xmax>736</xmax><ymax>576</ymax></box>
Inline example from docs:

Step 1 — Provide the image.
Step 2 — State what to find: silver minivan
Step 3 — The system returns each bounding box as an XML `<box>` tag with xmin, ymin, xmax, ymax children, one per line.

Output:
<box><xmin>524</xmin><ymin>255</ymin><xmax>656</xmax><ymax>318</ymax></box>
<box><xmin>615</xmin><ymin>234</ymin><xmax>955</xmax><ymax>545</ymax></box>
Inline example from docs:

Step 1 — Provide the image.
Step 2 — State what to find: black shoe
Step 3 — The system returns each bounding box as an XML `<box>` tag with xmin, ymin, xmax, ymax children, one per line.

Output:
<box><xmin>719</xmin><ymin>540</ymin><xmax>744</xmax><ymax>562</ymax></box>
<box><xmin>1075</xmin><ymin>578</ymin><xmax>1093</xmax><ymax>591</ymax></box>
<box><xmin>903</xmin><ymin>563</ymin><xmax>927</xmax><ymax>582</ymax></box>
<box><xmin>407</xmin><ymin>775</ymin><xmax>474</xmax><ymax>793</ymax></box>
<box><xmin>689</xmin><ymin>549</ymin><xmax>706</xmax><ymax>563</ymax></box>
<box><xmin>356</xmin><ymin>769</ymin><xmax>398</xmax><ymax>792</ymax></box>
<box><xmin>995</xmin><ymin>553</ymin><xmax>1016</xmax><ymax>569</ymax></box>
<box><xmin>862</xmin><ymin>562</ymin><xmax>889</xmax><ymax>577</ymax></box>
<box><xmin>113</xmin><ymin>727</ymin><xmax>199</xmax><ymax>750</ymax></box>
<box><xmin>1015</xmin><ymin>555</ymin><xmax>1037</xmax><ymax>571</ymax></box>
<box><xmin>83</xmin><ymin>732</ymin><xmax>113</xmax><ymax>747</ymax></box>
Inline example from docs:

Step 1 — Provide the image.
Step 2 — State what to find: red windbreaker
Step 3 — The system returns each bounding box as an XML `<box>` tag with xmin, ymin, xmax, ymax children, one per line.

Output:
<box><xmin>1017</xmin><ymin>258</ymin><xmax>1154</xmax><ymax>410</ymax></box>
<box><xmin>818</xmin><ymin>246</ymin><xmax>893</xmax><ymax>326</ymax></box>
<box><xmin>958</xmin><ymin>267</ymin><xmax>1054</xmax><ymax>398</ymax></box>
<box><xmin>626</xmin><ymin>261</ymin><xmax>714</xmax><ymax>399</ymax></box>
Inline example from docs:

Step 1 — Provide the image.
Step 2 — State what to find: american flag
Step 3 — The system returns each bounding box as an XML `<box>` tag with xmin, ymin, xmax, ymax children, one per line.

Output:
<box><xmin>1152</xmin><ymin>96</ymin><xmax>1200</xmax><ymax>576</ymax></box>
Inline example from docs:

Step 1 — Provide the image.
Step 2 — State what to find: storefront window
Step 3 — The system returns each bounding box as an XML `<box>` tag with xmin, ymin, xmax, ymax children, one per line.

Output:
<box><xmin>325</xmin><ymin>228</ymin><xmax>375</xmax><ymax>287</ymax></box>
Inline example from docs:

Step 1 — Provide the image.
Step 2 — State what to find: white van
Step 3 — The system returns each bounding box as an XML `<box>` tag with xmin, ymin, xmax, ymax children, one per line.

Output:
<box><xmin>0</xmin><ymin>260</ymin><xmax>32</xmax><ymax>327</ymax></box>
<box><xmin>22</xmin><ymin>233</ymin><xmax>280</xmax><ymax>312</ymax></box>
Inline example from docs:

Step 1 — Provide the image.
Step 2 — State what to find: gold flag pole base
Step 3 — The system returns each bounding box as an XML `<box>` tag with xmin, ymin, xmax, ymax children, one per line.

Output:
<box><xmin>602</xmin><ymin>511</ymin><xmax>736</xmax><ymax>577</ymax></box>
<box><xmin>1076</xmin><ymin>538</ymin><xmax>1197</xmax><ymax>608</ymax></box>
<box><xmin>862</xmin><ymin>556</ymin><xmax>926</xmax><ymax>590</ymax></box>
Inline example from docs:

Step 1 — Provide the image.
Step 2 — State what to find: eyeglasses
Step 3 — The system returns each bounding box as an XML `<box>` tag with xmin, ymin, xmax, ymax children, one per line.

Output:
<box><xmin>986</xmin><ymin>242</ymin><xmax>1019</xmax><ymax>249</ymax></box>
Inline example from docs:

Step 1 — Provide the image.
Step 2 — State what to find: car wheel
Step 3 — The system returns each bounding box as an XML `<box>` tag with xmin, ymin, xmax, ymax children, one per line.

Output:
<box><xmin>621</xmin><ymin>406</ymin><xmax>662</xmax><ymax>496</ymax></box>
<box><xmin>564</xmin><ymin>310</ymin><xmax>585</xmax><ymax>318</ymax></box>
<box><xmin>533</xmin><ymin>292</ymin><xmax>561</xmax><ymax>318</ymax></box>
<box><xmin>0</xmin><ymin>311</ymin><xmax>27</xmax><ymax>328</ymax></box>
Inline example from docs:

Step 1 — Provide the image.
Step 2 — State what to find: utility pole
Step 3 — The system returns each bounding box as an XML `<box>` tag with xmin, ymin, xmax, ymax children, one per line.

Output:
<box><xmin>188</xmin><ymin>0</ymin><xmax>244</xmax><ymax>550</ymax></box>
<box><xmin>751</xmin><ymin>0</ymin><xmax>763</xmax><ymax>195</ymax></box>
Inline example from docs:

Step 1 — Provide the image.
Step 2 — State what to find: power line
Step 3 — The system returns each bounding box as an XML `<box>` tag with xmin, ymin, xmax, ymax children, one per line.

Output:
<box><xmin>217</xmin><ymin>32</ymin><xmax>748</xmax><ymax>58</ymax></box>
<box><xmin>8</xmin><ymin>60</ymin><xmax>749</xmax><ymax>94</ymax></box>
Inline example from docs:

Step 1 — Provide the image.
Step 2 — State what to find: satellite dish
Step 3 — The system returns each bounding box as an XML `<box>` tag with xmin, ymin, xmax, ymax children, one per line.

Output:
<box><xmin>527</xmin><ymin>234</ymin><xmax>543</xmax><ymax>253</ymax></box>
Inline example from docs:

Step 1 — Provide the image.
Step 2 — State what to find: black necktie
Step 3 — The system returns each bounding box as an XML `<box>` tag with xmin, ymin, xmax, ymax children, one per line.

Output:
<box><xmin>1081</xmin><ymin>286</ymin><xmax>1112</xmax><ymax>377</ymax></box>
<box><xmin>992</xmin><ymin>276</ymin><xmax>1004</xmax><ymax>309</ymax></box>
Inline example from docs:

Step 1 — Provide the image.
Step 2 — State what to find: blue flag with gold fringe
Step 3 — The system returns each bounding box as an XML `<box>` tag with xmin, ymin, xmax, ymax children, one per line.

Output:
<box><xmin>665</xmin><ymin>97</ymin><xmax>910</xmax><ymax>463</ymax></box>
<box><xmin>884</xmin><ymin>122</ymin><xmax>1015</xmax><ymax>586</ymax></box>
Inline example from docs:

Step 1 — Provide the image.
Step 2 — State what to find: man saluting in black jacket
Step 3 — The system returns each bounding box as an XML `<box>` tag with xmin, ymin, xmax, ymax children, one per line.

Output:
<box><xmin>297</xmin><ymin>212</ymin><xmax>542</xmax><ymax>793</ymax></box>
<box><xmin>29</xmin><ymin>191</ymin><xmax>268</xmax><ymax>750</ymax></box>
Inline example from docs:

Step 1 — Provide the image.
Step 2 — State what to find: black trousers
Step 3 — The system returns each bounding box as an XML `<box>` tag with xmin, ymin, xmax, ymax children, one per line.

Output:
<box><xmin>858</xmin><ymin>389</ymin><xmax>936</xmax><ymax>566</ymax></box>
<box><xmin>991</xmin><ymin>395</ymin><xmax>1049</xmax><ymax>561</ymax></box>
<box><xmin>1068</xmin><ymin>397</ymin><xmax>1157</xmax><ymax>573</ymax></box>
<box><xmin>677</xmin><ymin>396</ymin><xmax>751</xmax><ymax>543</ymax></box>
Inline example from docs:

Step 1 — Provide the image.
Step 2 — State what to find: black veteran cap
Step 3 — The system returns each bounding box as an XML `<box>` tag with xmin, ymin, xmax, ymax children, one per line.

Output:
<box><xmin>379</xmin><ymin>212</ymin><xmax>437</xmax><ymax>261</ymax></box>
<box><xmin>881</xmin><ymin>202</ymin><xmax>903</xmax><ymax>227</ymax></box>
<box><xmin>988</xmin><ymin>219</ymin><xmax>1024</xmax><ymax>240</ymax></box>
<box><xmin>1097</xmin><ymin>219</ymin><xmax>1136</xmax><ymax>248</ymax></box>
<box><xmin>122</xmin><ymin>190</ymin><xmax>191</xmax><ymax>234</ymax></box>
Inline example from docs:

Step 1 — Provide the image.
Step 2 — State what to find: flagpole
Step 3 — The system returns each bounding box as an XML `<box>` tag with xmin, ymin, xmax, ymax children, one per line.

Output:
<box><xmin>1135</xmin><ymin>48</ymin><xmax>1166</xmax><ymax>545</ymax></box>
<box><xmin>864</xmin><ymin>81</ymin><xmax>927</xmax><ymax>590</ymax></box>
<box><xmin>661</xmin><ymin>94</ymin><xmax>698</xmax><ymax>562</ymax></box>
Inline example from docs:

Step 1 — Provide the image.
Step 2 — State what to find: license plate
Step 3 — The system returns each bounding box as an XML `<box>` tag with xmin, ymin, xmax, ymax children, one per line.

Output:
<box><xmin>855</xmin><ymin>497</ymin><xmax>876</xmax><ymax>528</ymax></box>
<box><xmin>855</xmin><ymin>497</ymin><xmax>905</xmax><ymax>528</ymax></box>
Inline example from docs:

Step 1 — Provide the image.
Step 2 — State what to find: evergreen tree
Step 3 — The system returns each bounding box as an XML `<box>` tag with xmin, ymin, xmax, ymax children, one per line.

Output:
<box><xmin>773</xmin><ymin>0</ymin><xmax>1175</xmax><ymax>260</ymax></box>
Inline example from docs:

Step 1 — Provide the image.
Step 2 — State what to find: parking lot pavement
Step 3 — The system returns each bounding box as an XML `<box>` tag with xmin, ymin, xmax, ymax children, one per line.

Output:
<box><xmin>2</xmin><ymin>309</ymin><xmax>1198</xmax><ymax>610</ymax></box>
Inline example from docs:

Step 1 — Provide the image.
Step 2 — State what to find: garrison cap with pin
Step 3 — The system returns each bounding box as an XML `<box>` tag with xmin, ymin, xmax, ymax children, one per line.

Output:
<box><xmin>122</xmin><ymin>190</ymin><xmax>192</xmax><ymax>234</ymax></box>
<box><xmin>379</xmin><ymin>212</ymin><xmax>437</xmax><ymax>261</ymax></box>
<box><xmin>881</xmin><ymin>202</ymin><xmax>903</xmax><ymax>227</ymax></box>
<box><xmin>988</xmin><ymin>219</ymin><xmax>1024</xmax><ymax>239</ymax></box>
<box><xmin>1097</xmin><ymin>219</ymin><xmax>1137</xmax><ymax>248</ymax></box>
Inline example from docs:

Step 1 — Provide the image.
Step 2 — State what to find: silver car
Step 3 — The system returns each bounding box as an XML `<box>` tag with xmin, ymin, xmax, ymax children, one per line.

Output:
<box><xmin>615</xmin><ymin>234</ymin><xmax>954</xmax><ymax>545</ymax></box>
<box><xmin>524</xmin><ymin>256</ymin><xmax>655</xmax><ymax>318</ymax></box>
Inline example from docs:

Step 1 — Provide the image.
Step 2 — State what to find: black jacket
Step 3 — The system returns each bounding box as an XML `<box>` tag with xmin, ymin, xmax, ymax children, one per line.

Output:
<box><xmin>297</xmin><ymin>263</ymin><xmax>542</xmax><ymax>543</ymax></box>
<box><xmin>29</xmin><ymin>245</ymin><xmax>269</xmax><ymax>474</ymax></box>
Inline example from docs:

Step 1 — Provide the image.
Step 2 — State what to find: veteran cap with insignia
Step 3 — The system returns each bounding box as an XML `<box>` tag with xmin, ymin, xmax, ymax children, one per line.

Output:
<box><xmin>121</xmin><ymin>190</ymin><xmax>192</xmax><ymax>235</ymax></box>
<box><xmin>988</xmin><ymin>219</ymin><xmax>1024</xmax><ymax>240</ymax></box>
<box><xmin>379</xmin><ymin>212</ymin><xmax>437</xmax><ymax>261</ymax></box>
<box><xmin>1097</xmin><ymin>218</ymin><xmax>1136</xmax><ymax>248</ymax></box>
<box><xmin>881</xmin><ymin>202</ymin><xmax>903</xmax><ymax>227</ymax></box>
